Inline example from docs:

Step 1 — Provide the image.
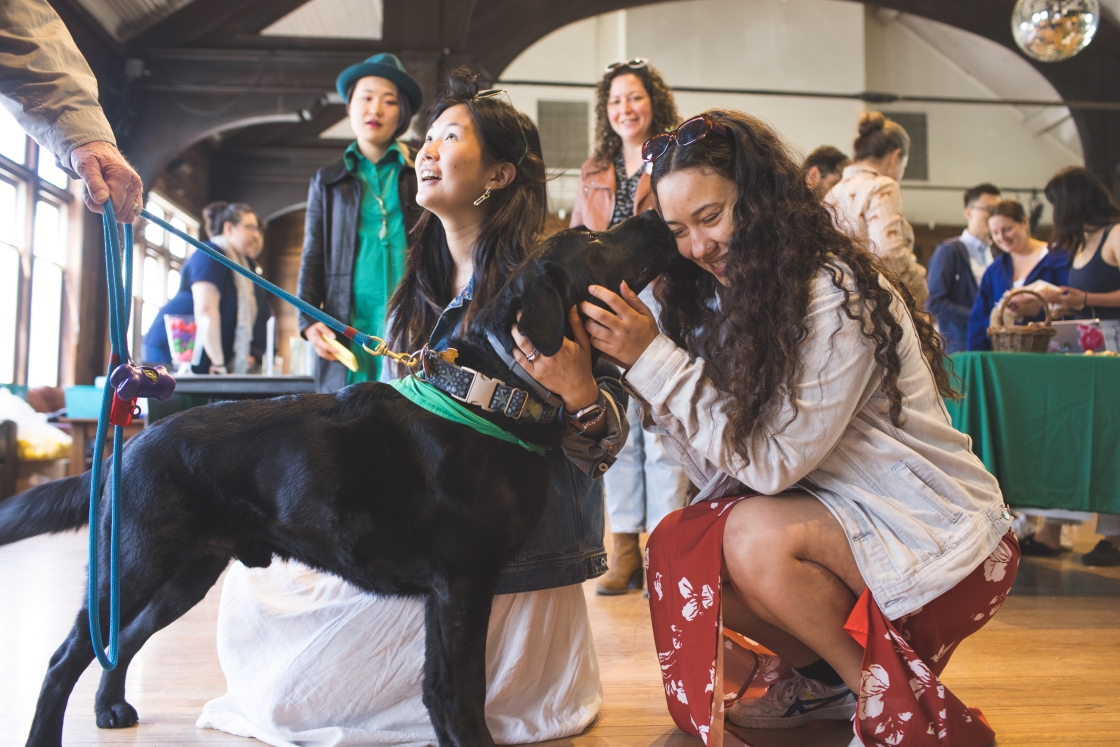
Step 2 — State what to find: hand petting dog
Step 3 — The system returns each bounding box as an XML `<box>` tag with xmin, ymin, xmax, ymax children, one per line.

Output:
<box><xmin>583</xmin><ymin>281</ymin><xmax>661</xmax><ymax>369</ymax></box>
<box><xmin>512</xmin><ymin>305</ymin><xmax>600</xmax><ymax>412</ymax></box>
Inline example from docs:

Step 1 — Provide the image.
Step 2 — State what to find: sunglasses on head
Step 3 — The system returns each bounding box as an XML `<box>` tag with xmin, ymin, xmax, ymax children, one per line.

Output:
<box><xmin>472</xmin><ymin>89</ymin><xmax>529</xmax><ymax>165</ymax></box>
<box><xmin>604</xmin><ymin>58</ymin><xmax>649</xmax><ymax>73</ymax></box>
<box><xmin>642</xmin><ymin>114</ymin><xmax>728</xmax><ymax>163</ymax></box>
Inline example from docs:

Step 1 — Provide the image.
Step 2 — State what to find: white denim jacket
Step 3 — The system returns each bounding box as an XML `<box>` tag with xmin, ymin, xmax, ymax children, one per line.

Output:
<box><xmin>624</xmin><ymin>266</ymin><xmax>1011</xmax><ymax>619</ymax></box>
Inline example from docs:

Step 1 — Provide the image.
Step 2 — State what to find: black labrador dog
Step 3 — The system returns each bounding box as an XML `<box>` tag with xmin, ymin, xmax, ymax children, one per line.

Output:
<box><xmin>0</xmin><ymin>210</ymin><xmax>677</xmax><ymax>747</ymax></box>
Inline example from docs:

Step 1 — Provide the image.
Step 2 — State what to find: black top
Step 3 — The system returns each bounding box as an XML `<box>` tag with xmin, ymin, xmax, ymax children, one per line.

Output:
<box><xmin>609</xmin><ymin>150</ymin><xmax>642</xmax><ymax>228</ymax></box>
<box><xmin>297</xmin><ymin>151</ymin><xmax>422</xmax><ymax>394</ymax></box>
<box><xmin>1069</xmin><ymin>225</ymin><xmax>1120</xmax><ymax>320</ymax></box>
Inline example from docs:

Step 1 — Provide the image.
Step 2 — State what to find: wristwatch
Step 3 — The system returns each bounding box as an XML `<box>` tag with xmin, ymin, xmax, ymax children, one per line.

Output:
<box><xmin>564</xmin><ymin>393</ymin><xmax>606</xmax><ymax>434</ymax></box>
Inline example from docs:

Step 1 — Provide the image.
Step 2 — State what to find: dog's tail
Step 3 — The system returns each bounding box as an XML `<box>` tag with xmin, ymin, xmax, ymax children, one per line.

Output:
<box><xmin>0</xmin><ymin>473</ymin><xmax>91</xmax><ymax>546</ymax></box>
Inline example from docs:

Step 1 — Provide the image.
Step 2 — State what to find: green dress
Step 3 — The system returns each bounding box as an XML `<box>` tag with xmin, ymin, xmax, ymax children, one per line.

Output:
<box><xmin>344</xmin><ymin>140</ymin><xmax>409</xmax><ymax>383</ymax></box>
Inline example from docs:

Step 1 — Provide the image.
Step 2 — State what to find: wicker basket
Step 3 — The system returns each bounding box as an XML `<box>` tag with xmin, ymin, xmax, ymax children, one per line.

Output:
<box><xmin>988</xmin><ymin>288</ymin><xmax>1055</xmax><ymax>353</ymax></box>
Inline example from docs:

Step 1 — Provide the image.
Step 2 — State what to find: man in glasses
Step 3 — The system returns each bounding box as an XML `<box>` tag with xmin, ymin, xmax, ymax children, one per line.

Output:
<box><xmin>926</xmin><ymin>183</ymin><xmax>1003</xmax><ymax>353</ymax></box>
<box><xmin>803</xmin><ymin>146</ymin><xmax>851</xmax><ymax>199</ymax></box>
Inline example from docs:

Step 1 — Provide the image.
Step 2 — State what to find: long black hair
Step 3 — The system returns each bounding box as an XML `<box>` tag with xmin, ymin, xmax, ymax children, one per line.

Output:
<box><xmin>650</xmin><ymin>109</ymin><xmax>951</xmax><ymax>463</ymax></box>
<box><xmin>386</xmin><ymin>69</ymin><xmax>547</xmax><ymax>359</ymax></box>
<box><xmin>1045</xmin><ymin>166</ymin><xmax>1120</xmax><ymax>255</ymax></box>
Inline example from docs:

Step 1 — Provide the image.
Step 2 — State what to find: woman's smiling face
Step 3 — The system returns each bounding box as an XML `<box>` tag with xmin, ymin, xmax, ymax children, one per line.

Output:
<box><xmin>607</xmin><ymin>73</ymin><xmax>654</xmax><ymax>145</ymax></box>
<box><xmin>655</xmin><ymin>167</ymin><xmax>737</xmax><ymax>286</ymax></box>
<box><xmin>415</xmin><ymin>104</ymin><xmax>491</xmax><ymax>217</ymax></box>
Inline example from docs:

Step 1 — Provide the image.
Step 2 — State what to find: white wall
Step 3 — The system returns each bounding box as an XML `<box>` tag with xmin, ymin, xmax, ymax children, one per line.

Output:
<box><xmin>500</xmin><ymin>0</ymin><xmax>1084</xmax><ymax>226</ymax></box>
<box><xmin>865</xmin><ymin>9</ymin><xmax>1081</xmax><ymax>225</ymax></box>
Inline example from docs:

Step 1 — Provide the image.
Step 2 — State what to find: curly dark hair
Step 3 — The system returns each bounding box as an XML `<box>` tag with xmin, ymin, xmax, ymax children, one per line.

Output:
<box><xmin>386</xmin><ymin>69</ymin><xmax>547</xmax><ymax>363</ymax></box>
<box><xmin>649</xmin><ymin>109</ymin><xmax>953</xmax><ymax>464</ymax></box>
<box><xmin>592</xmin><ymin>63</ymin><xmax>680</xmax><ymax>164</ymax></box>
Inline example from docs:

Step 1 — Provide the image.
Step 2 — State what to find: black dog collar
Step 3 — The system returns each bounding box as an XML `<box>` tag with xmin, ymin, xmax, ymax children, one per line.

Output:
<box><xmin>421</xmin><ymin>349</ymin><xmax>560</xmax><ymax>423</ymax></box>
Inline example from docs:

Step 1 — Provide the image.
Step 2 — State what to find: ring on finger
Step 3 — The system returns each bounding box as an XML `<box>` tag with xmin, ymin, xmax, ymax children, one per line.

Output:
<box><xmin>526</xmin><ymin>348</ymin><xmax>540</xmax><ymax>362</ymax></box>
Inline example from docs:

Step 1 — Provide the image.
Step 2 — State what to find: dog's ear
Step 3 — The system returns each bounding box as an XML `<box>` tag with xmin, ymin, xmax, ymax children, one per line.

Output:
<box><xmin>517</xmin><ymin>274</ymin><xmax>567</xmax><ymax>357</ymax></box>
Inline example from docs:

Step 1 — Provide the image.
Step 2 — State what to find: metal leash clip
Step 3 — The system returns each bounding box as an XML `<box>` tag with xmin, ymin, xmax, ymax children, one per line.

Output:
<box><xmin>361</xmin><ymin>336</ymin><xmax>422</xmax><ymax>369</ymax></box>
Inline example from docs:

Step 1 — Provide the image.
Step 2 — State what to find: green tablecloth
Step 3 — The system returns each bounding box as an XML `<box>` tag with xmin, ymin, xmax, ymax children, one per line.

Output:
<box><xmin>944</xmin><ymin>351</ymin><xmax>1120</xmax><ymax>513</ymax></box>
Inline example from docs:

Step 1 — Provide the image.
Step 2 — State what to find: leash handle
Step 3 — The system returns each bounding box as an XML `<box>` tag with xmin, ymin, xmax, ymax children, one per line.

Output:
<box><xmin>89</xmin><ymin>203</ymin><xmax>132</xmax><ymax>670</ymax></box>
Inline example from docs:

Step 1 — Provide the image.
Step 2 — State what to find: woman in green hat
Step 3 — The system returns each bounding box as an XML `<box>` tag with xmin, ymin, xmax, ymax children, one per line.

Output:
<box><xmin>297</xmin><ymin>53</ymin><xmax>425</xmax><ymax>392</ymax></box>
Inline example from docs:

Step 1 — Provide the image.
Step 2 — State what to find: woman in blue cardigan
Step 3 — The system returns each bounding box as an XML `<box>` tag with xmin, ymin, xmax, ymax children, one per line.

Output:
<box><xmin>967</xmin><ymin>200</ymin><xmax>1070</xmax><ymax>351</ymax></box>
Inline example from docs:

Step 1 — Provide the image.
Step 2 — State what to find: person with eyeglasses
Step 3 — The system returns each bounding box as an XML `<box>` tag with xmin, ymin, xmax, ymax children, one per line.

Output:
<box><xmin>803</xmin><ymin>145</ymin><xmax>850</xmax><ymax>199</ymax></box>
<box><xmin>582</xmin><ymin>109</ymin><xmax>1017</xmax><ymax>747</ymax></box>
<box><xmin>297</xmin><ymin>53</ymin><xmax>424</xmax><ymax>392</ymax></box>
<box><xmin>926</xmin><ymin>183</ymin><xmax>1003</xmax><ymax>353</ymax></box>
<box><xmin>143</xmin><ymin>201</ymin><xmax>270</xmax><ymax>374</ymax></box>
<box><xmin>569</xmin><ymin>58</ymin><xmax>690</xmax><ymax>596</ymax></box>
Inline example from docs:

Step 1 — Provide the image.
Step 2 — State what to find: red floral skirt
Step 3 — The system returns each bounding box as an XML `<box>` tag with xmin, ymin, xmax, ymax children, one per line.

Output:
<box><xmin>645</xmin><ymin>496</ymin><xmax>1020</xmax><ymax>747</ymax></box>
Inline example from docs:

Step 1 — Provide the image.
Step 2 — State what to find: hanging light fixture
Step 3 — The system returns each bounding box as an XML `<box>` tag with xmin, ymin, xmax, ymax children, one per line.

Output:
<box><xmin>1011</xmin><ymin>0</ymin><xmax>1100</xmax><ymax>62</ymax></box>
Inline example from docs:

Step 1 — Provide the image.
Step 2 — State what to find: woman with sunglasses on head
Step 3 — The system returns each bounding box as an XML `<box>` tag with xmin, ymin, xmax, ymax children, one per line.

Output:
<box><xmin>199</xmin><ymin>70</ymin><xmax>626</xmax><ymax>745</ymax></box>
<box><xmin>143</xmin><ymin>201</ymin><xmax>269</xmax><ymax>374</ymax></box>
<box><xmin>825</xmin><ymin>112</ymin><xmax>928</xmax><ymax>306</ymax></box>
<box><xmin>570</xmin><ymin>58</ymin><xmax>690</xmax><ymax>596</ymax></box>
<box><xmin>583</xmin><ymin>110</ymin><xmax>1017</xmax><ymax>747</ymax></box>
<box><xmin>297</xmin><ymin>53</ymin><xmax>424</xmax><ymax>392</ymax></box>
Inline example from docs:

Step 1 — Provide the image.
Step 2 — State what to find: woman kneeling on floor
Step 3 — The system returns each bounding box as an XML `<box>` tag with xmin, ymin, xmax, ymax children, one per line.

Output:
<box><xmin>198</xmin><ymin>71</ymin><xmax>625</xmax><ymax>746</ymax></box>
<box><xmin>583</xmin><ymin>109</ymin><xmax>1019</xmax><ymax>747</ymax></box>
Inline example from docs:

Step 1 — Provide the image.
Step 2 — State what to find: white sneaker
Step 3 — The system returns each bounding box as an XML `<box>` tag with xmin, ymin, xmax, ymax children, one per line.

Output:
<box><xmin>727</xmin><ymin>673</ymin><xmax>856</xmax><ymax>729</ymax></box>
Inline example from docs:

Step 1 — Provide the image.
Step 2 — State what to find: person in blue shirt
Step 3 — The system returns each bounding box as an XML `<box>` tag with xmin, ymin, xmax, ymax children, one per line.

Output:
<box><xmin>967</xmin><ymin>199</ymin><xmax>1070</xmax><ymax>351</ymax></box>
<box><xmin>926</xmin><ymin>183</ymin><xmax>1002</xmax><ymax>353</ymax></box>
<box><xmin>143</xmin><ymin>202</ymin><xmax>269</xmax><ymax>373</ymax></box>
<box><xmin>297</xmin><ymin>53</ymin><xmax>424</xmax><ymax>392</ymax></box>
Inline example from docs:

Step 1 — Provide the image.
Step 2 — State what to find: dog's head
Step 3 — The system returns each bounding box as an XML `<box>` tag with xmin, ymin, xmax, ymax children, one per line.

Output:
<box><xmin>474</xmin><ymin>210</ymin><xmax>677</xmax><ymax>360</ymax></box>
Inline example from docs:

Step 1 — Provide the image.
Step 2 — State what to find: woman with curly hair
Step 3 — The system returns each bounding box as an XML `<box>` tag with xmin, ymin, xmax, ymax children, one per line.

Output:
<box><xmin>570</xmin><ymin>58</ymin><xmax>679</xmax><ymax>232</ymax></box>
<box><xmin>570</xmin><ymin>58</ymin><xmax>689</xmax><ymax>595</ymax></box>
<box><xmin>583</xmin><ymin>110</ymin><xmax>1018</xmax><ymax>747</ymax></box>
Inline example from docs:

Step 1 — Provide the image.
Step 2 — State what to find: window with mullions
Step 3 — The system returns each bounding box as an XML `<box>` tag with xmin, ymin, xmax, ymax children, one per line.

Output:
<box><xmin>131</xmin><ymin>194</ymin><xmax>198</xmax><ymax>357</ymax></box>
<box><xmin>0</xmin><ymin>107</ymin><xmax>75</xmax><ymax>388</ymax></box>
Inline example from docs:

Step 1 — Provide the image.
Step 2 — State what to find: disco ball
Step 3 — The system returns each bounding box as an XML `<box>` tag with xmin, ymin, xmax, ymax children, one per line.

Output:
<box><xmin>1012</xmin><ymin>0</ymin><xmax>1100</xmax><ymax>62</ymax></box>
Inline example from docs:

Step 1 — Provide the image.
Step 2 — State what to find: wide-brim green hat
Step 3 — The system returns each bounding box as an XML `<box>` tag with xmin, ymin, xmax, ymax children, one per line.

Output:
<box><xmin>336</xmin><ymin>53</ymin><xmax>423</xmax><ymax>111</ymax></box>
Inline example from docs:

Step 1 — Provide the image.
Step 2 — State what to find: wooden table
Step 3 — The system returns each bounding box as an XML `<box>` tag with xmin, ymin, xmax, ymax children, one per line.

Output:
<box><xmin>59</xmin><ymin>418</ymin><xmax>146</xmax><ymax>477</ymax></box>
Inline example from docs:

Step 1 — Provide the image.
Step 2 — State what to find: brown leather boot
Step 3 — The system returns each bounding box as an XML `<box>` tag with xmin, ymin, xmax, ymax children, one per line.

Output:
<box><xmin>596</xmin><ymin>533</ymin><xmax>643</xmax><ymax>596</ymax></box>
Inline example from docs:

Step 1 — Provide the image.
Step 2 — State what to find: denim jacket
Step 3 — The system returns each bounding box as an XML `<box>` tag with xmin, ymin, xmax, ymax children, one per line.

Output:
<box><xmin>624</xmin><ymin>265</ymin><xmax>1011</xmax><ymax>619</ymax></box>
<box><xmin>383</xmin><ymin>282</ymin><xmax>626</xmax><ymax>593</ymax></box>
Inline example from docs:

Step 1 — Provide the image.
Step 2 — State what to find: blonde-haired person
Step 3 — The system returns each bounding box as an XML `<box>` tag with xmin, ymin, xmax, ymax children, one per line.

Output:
<box><xmin>825</xmin><ymin>112</ymin><xmax>927</xmax><ymax>305</ymax></box>
<box><xmin>571</xmin><ymin>59</ymin><xmax>689</xmax><ymax>595</ymax></box>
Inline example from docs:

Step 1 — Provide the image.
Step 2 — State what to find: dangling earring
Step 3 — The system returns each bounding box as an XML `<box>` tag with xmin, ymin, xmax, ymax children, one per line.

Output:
<box><xmin>473</xmin><ymin>187</ymin><xmax>491</xmax><ymax>206</ymax></box>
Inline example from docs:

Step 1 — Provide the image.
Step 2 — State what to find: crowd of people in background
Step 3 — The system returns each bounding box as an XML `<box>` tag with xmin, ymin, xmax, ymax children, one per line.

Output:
<box><xmin>4</xmin><ymin>3</ymin><xmax>1118</xmax><ymax>742</ymax></box>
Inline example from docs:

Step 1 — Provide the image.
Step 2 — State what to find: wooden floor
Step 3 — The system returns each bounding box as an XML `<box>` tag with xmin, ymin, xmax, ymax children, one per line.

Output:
<box><xmin>2</xmin><ymin>524</ymin><xmax>1119</xmax><ymax>747</ymax></box>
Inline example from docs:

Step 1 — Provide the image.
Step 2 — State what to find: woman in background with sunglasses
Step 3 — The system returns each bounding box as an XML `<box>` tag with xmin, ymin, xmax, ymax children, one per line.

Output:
<box><xmin>570</xmin><ymin>58</ymin><xmax>690</xmax><ymax>596</ymax></box>
<box><xmin>583</xmin><ymin>109</ymin><xmax>1018</xmax><ymax>747</ymax></box>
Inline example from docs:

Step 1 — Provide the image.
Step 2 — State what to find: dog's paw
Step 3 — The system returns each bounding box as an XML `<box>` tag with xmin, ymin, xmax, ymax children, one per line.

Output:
<box><xmin>95</xmin><ymin>701</ymin><xmax>139</xmax><ymax>729</ymax></box>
